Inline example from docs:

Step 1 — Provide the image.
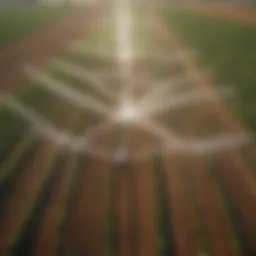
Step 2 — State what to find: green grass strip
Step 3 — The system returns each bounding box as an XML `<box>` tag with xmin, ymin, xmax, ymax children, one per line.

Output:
<box><xmin>0</xmin><ymin>134</ymin><xmax>36</xmax><ymax>184</ymax></box>
<box><xmin>105</xmin><ymin>166</ymin><xmax>118</xmax><ymax>256</ymax></box>
<box><xmin>8</xmin><ymin>147</ymin><xmax>60</xmax><ymax>254</ymax></box>
<box><xmin>0</xmin><ymin>5</ymin><xmax>73</xmax><ymax>46</ymax></box>
<box><xmin>57</xmin><ymin>155</ymin><xmax>86</xmax><ymax>256</ymax></box>
<box><xmin>163</xmin><ymin>7</ymin><xmax>256</xmax><ymax>133</ymax></box>
<box><xmin>152</xmin><ymin>155</ymin><xmax>175</xmax><ymax>256</ymax></box>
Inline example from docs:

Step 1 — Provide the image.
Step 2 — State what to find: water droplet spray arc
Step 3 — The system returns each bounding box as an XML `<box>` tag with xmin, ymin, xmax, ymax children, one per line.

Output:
<box><xmin>114</xmin><ymin>0</ymin><xmax>139</xmax><ymax>122</ymax></box>
<box><xmin>0</xmin><ymin>0</ymin><xmax>252</xmax><ymax>160</ymax></box>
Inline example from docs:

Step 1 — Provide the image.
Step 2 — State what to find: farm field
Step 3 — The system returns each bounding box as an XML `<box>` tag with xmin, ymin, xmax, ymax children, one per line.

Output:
<box><xmin>0</xmin><ymin>3</ymin><xmax>255</xmax><ymax>256</ymax></box>
<box><xmin>0</xmin><ymin>4</ymin><xmax>99</xmax><ymax>93</ymax></box>
<box><xmin>182</xmin><ymin>3</ymin><xmax>256</xmax><ymax>27</ymax></box>
<box><xmin>0</xmin><ymin>5</ymin><xmax>74</xmax><ymax>46</ymax></box>
<box><xmin>163</xmin><ymin>6</ymin><xmax>256</xmax><ymax>133</ymax></box>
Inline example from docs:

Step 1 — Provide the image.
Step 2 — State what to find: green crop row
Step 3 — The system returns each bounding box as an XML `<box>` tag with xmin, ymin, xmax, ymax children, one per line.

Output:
<box><xmin>0</xmin><ymin>87</ymin><xmax>48</xmax><ymax>162</ymax></box>
<box><xmin>0</xmin><ymin>5</ymin><xmax>74</xmax><ymax>46</ymax></box>
<box><xmin>57</xmin><ymin>155</ymin><xmax>86</xmax><ymax>256</ymax></box>
<box><xmin>163</xmin><ymin>7</ymin><xmax>256</xmax><ymax>133</ymax></box>
<box><xmin>0</xmin><ymin>83</ymin><xmax>60</xmax><ymax>187</ymax></box>
<box><xmin>9</xmin><ymin>149</ymin><xmax>62</xmax><ymax>255</ymax></box>
<box><xmin>143</xmin><ymin>8</ymin><xmax>255</xmax><ymax>253</ymax></box>
<box><xmin>152</xmin><ymin>155</ymin><xmax>176</xmax><ymax>256</ymax></box>
<box><xmin>0</xmin><ymin>16</ymin><xmax>116</xmax><ymax>254</ymax></box>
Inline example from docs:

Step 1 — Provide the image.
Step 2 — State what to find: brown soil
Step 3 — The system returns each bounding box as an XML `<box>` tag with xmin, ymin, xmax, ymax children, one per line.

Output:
<box><xmin>0</xmin><ymin>7</ymin><xmax>102</xmax><ymax>254</ymax></box>
<box><xmin>0</xmin><ymin>6</ymin><xmax>100</xmax><ymax>93</ymax></box>
<box><xmin>63</xmin><ymin>156</ymin><xmax>111</xmax><ymax>255</ymax></box>
<box><xmin>0</xmin><ymin>141</ymin><xmax>56</xmax><ymax>254</ymax></box>
<box><xmin>0</xmin><ymin>93</ymin><xmax>82</xmax><ymax>254</ymax></box>
<box><xmin>116</xmin><ymin>74</ymin><xmax>157</xmax><ymax>256</ymax></box>
<box><xmin>163</xmin><ymin>153</ymin><xmax>198</xmax><ymax>256</ymax></box>
<box><xmin>185</xmin><ymin>4</ymin><xmax>256</xmax><ymax>27</ymax></box>
<box><xmin>131</xmin><ymin>133</ymin><xmax>157</xmax><ymax>256</ymax></box>
<box><xmin>152</xmin><ymin>13</ymin><xmax>256</xmax><ymax>253</ymax></box>
<box><xmin>32</xmin><ymin>154</ymin><xmax>79</xmax><ymax>256</ymax></box>
<box><xmin>117</xmin><ymin>162</ymin><xmax>138</xmax><ymax>256</ymax></box>
<box><xmin>31</xmin><ymin>108</ymin><xmax>80</xmax><ymax>256</ymax></box>
<box><xmin>1</xmin><ymin>5</ymin><xmax>256</xmax><ymax>256</ymax></box>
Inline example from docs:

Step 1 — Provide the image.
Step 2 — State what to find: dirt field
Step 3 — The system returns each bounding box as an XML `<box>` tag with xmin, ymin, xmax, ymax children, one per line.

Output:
<box><xmin>0</xmin><ymin>6</ymin><xmax>99</xmax><ymax>92</ymax></box>
<box><xmin>0</xmin><ymin>4</ymin><xmax>256</xmax><ymax>256</ymax></box>
<box><xmin>0</xmin><ymin>5</ymin><xmax>105</xmax><ymax>255</ymax></box>
<box><xmin>152</xmin><ymin>13</ymin><xmax>256</xmax><ymax>254</ymax></box>
<box><xmin>185</xmin><ymin>4</ymin><xmax>256</xmax><ymax>27</ymax></box>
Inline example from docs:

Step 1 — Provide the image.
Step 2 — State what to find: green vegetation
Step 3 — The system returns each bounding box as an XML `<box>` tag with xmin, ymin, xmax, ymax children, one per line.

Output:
<box><xmin>0</xmin><ymin>12</ymin><xmax>115</xmax><ymax>254</ymax></box>
<box><xmin>0</xmin><ymin>5</ymin><xmax>72</xmax><ymax>45</ymax></box>
<box><xmin>9</xmin><ymin>150</ymin><xmax>61</xmax><ymax>255</ymax></box>
<box><xmin>0</xmin><ymin>134</ymin><xmax>35</xmax><ymax>184</ymax></box>
<box><xmin>0</xmin><ymin>17</ymin><xmax>111</xmax><ymax>175</ymax></box>
<box><xmin>105</xmin><ymin>167</ymin><xmax>118</xmax><ymax>256</ymax></box>
<box><xmin>58</xmin><ymin>156</ymin><xmax>85</xmax><ymax>255</ymax></box>
<box><xmin>161</xmin><ymin>9</ymin><xmax>256</xmax><ymax>253</ymax></box>
<box><xmin>0</xmin><ymin>6</ymin><xmax>254</xmax><ymax>255</ymax></box>
<box><xmin>153</xmin><ymin>156</ymin><xmax>174</xmax><ymax>256</ymax></box>
<box><xmin>0</xmin><ymin>86</ymin><xmax>50</xmax><ymax>166</ymax></box>
<box><xmin>163</xmin><ymin>8</ymin><xmax>256</xmax><ymax>132</ymax></box>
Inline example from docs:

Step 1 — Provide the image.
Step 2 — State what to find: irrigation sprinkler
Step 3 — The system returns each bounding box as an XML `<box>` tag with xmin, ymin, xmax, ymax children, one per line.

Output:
<box><xmin>1</xmin><ymin>0</ymin><xmax>252</xmax><ymax>162</ymax></box>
